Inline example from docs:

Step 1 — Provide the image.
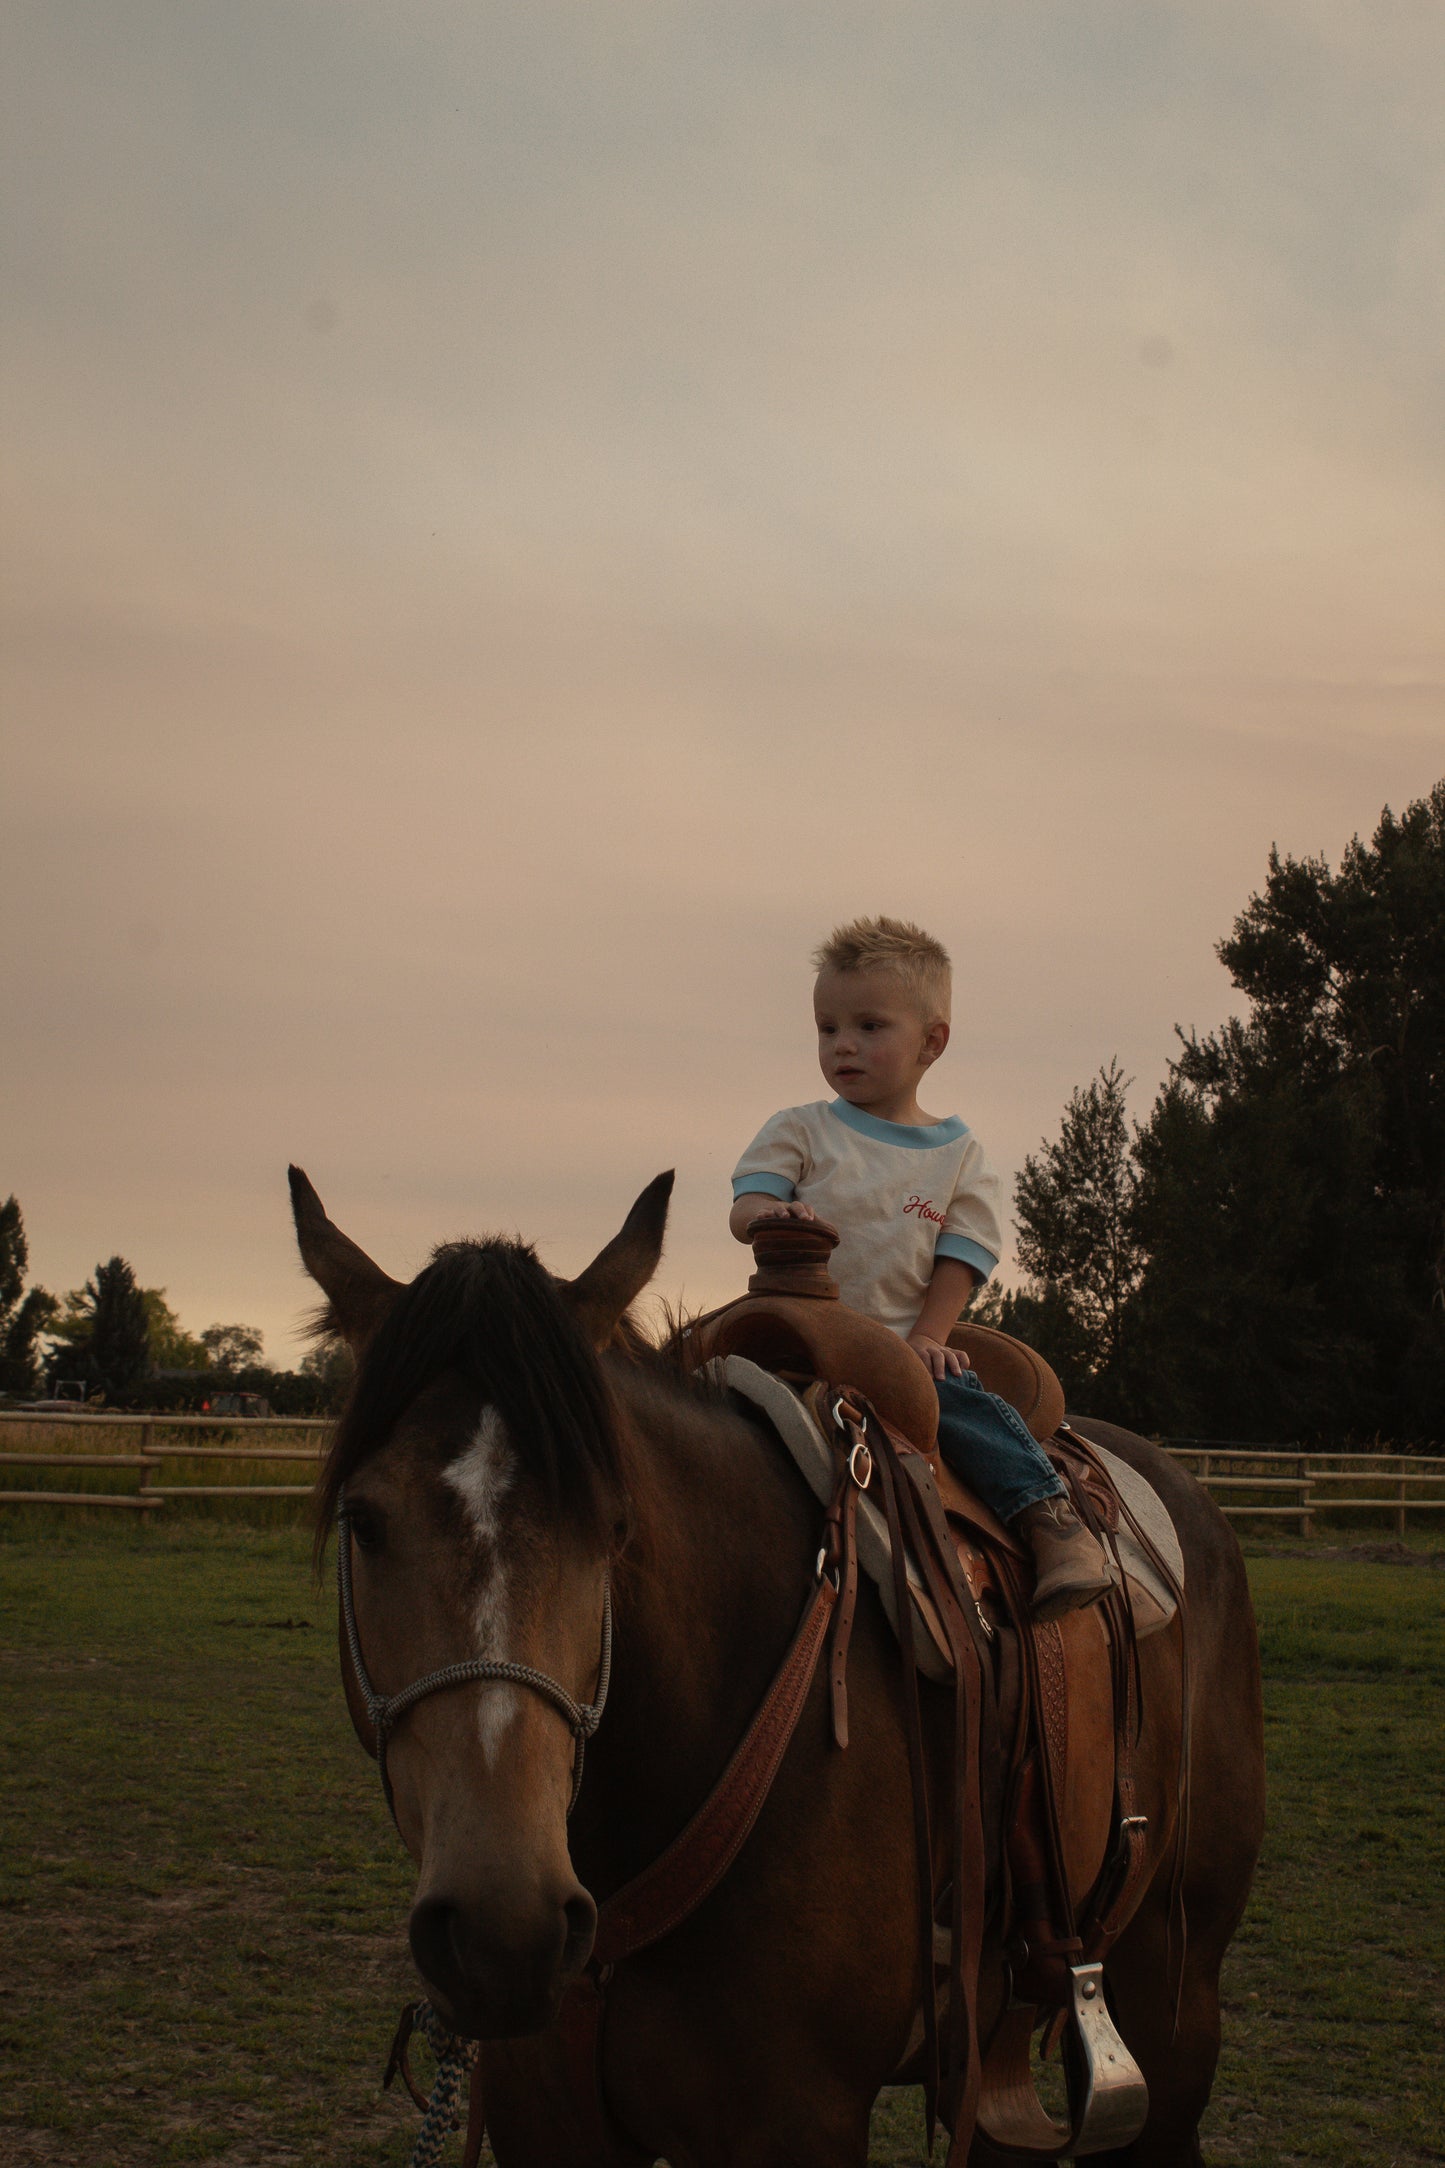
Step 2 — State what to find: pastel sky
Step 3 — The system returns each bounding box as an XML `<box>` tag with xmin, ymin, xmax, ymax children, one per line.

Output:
<box><xmin>3</xmin><ymin>2</ymin><xmax>1442</xmax><ymax>1362</ymax></box>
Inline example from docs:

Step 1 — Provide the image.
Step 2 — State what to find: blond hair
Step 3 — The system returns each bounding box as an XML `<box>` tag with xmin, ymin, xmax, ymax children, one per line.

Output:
<box><xmin>811</xmin><ymin>915</ymin><xmax>951</xmax><ymax>1022</ymax></box>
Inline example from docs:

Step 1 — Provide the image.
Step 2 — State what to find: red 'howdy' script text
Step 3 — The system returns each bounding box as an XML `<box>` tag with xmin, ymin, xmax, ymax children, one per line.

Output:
<box><xmin>904</xmin><ymin>1195</ymin><xmax>946</xmax><ymax>1227</ymax></box>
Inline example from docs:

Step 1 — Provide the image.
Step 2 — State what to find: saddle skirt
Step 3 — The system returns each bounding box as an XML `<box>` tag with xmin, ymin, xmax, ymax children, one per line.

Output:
<box><xmin>706</xmin><ymin>1355</ymin><xmax>1183</xmax><ymax>1677</ymax></box>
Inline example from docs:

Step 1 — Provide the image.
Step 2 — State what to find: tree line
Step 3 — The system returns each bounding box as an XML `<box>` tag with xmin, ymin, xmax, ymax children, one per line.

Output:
<box><xmin>979</xmin><ymin>780</ymin><xmax>1445</xmax><ymax>1445</ymax></box>
<box><xmin>0</xmin><ymin>1215</ymin><xmax>348</xmax><ymax>1415</ymax></box>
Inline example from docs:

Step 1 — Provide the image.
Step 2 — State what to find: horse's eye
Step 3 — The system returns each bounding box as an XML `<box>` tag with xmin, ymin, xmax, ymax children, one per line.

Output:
<box><xmin>346</xmin><ymin>1504</ymin><xmax>384</xmax><ymax>1554</ymax></box>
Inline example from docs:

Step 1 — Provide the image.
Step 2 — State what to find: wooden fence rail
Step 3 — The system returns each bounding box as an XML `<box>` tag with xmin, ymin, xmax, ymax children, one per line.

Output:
<box><xmin>0</xmin><ymin>1412</ymin><xmax>328</xmax><ymax>1509</ymax></box>
<box><xmin>1162</xmin><ymin>1445</ymin><xmax>1445</xmax><ymax>1536</ymax></box>
<box><xmin>2</xmin><ymin>1415</ymin><xmax>1443</xmax><ymax>1530</ymax></box>
<box><xmin>0</xmin><ymin>1413</ymin><xmax>331</xmax><ymax>1432</ymax></box>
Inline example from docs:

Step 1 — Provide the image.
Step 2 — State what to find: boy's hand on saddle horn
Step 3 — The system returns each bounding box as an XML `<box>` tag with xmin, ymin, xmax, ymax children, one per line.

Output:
<box><xmin>906</xmin><ymin>1330</ymin><xmax>967</xmax><ymax>1380</ymax></box>
<box><xmin>728</xmin><ymin>1197</ymin><xmax>817</xmax><ymax>1240</ymax></box>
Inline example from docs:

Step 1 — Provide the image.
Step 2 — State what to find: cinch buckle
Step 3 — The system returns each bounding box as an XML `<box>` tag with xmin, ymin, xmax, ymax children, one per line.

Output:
<box><xmin>848</xmin><ymin>1440</ymin><xmax>873</xmax><ymax>1490</ymax></box>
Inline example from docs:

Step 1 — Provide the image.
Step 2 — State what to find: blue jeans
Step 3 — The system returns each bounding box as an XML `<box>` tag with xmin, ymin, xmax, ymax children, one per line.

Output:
<box><xmin>935</xmin><ymin>1370</ymin><xmax>1064</xmax><ymax>1524</ymax></box>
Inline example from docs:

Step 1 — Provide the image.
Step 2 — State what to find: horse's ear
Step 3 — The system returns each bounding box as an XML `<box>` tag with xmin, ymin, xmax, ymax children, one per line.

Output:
<box><xmin>288</xmin><ymin>1165</ymin><xmax>404</xmax><ymax>1351</ymax></box>
<box><xmin>567</xmin><ymin>1172</ymin><xmax>674</xmax><ymax>1349</ymax></box>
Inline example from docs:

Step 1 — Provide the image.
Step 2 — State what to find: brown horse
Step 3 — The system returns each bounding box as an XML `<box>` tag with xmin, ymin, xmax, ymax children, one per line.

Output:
<box><xmin>292</xmin><ymin>1166</ymin><xmax>1264</xmax><ymax>2167</ymax></box>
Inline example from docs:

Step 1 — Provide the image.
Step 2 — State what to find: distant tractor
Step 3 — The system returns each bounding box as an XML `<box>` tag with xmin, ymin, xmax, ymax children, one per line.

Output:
<box><xmin>204</xmin><ymin>1391</ymin><xmax>272</xmax><ymax>1419</ymax></box>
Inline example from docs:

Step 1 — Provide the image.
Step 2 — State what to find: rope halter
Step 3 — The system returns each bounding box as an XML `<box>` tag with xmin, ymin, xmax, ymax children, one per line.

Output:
<box><xmin>336</xmin><ymin>1502</ymin><xmax>613</xmax><ymax>1819</ymax></box>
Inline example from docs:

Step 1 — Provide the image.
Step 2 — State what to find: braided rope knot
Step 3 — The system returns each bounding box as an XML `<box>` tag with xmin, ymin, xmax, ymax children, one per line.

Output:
<box><xmin>405</xmin><ymin>2000</ymin><xmax>479</xmax><ymax>2168</ymax></box>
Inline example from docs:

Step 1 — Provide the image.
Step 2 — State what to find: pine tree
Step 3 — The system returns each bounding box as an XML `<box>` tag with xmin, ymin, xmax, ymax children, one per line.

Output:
<box><xmin>84</xmin><ymin>1258</ymin><xmax>152</xmax><ymax>1398</ymax></box>
<box><xmin>0</xmin><ymin>1198</ymin><xmax>58</xmax><ymax>1398</ymax></box>
<box><xmin>0</xmin><ymin>1198</ymin><xmax>24</xmax><ymax>1322</ymax></box>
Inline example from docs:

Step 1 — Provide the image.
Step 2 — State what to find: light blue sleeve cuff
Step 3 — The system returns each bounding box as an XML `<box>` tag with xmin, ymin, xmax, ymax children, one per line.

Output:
<box><xmin>935</xmin><ymin>1233</ymin><xmax>997</xmax><ymax>1280</ymax></box>
<box><xmin>732</xmin><ymin>1172</ymin><xmax>796</xmax><ymax>1202</ymax></box>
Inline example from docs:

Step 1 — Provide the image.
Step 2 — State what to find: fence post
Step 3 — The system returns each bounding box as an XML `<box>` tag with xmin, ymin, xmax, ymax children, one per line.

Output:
<box><xmin>1397</xmin><ymin>1475</ymin><xmax>1407</xmax><ymax>1540</ymax></box>
<box><xmin>138</xmin><ymin>1420</ymin><xmax>154</xmax><ymax>1513</ymax></box>
<box><xmin>1300</xmin><ymin>1455</ymin><xmax>1313</xmax><ymax>1540</ymax></box>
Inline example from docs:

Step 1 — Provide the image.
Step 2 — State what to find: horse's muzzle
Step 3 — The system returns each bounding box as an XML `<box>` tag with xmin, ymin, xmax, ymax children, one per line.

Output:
<box><xmin>408</xmin><ymin>1883</ymin><xmax>598</xmax><ymax>2038</ymax></box>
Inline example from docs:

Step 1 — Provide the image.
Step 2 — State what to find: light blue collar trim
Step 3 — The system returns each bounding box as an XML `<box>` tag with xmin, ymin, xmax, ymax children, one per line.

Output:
<box><xmin>827</xmin><ymin>1098</ymin><xmax>969</xmax><ymax>1150</ymax></box>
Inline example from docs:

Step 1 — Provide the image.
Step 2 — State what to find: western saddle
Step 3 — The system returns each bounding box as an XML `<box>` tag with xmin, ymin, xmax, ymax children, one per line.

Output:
<box><xmin>680</xmin><ymin>1215</ymin><xmax>1181</xmax><ymax>2161</ymax></box>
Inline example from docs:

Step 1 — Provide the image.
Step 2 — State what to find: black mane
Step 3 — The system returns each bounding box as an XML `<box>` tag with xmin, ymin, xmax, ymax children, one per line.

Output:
<box><xmin>315</xmin><ymin>1238</ymin><xmax>622</xmax><ymax>1546</ymax></box>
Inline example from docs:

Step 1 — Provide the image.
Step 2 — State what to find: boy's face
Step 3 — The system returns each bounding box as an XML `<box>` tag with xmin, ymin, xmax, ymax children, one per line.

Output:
<box><xmin>813</xmin><ymin>965</ymin><xmax>950</xmax><ymax>1114</ymax></box>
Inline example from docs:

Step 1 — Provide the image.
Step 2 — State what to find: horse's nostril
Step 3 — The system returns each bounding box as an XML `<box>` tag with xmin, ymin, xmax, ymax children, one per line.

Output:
<box><xmin>409</xmin><ymin>1894</ymin><xmax>462</xmax><ymax>1990</ymax></box>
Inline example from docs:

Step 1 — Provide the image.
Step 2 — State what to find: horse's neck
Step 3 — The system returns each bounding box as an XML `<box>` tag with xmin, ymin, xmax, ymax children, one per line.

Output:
<box><xmin>572</xmin><ymin>1375</ymin><xmax>818</xmax><ymax>1893</ymax></box>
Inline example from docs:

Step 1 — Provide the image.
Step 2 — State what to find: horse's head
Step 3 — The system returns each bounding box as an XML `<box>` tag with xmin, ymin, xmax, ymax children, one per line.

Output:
<box><xmin>289</xmin><ymin>1164</ymin><xmax>672</xmax><ymax>2038</ymax></box>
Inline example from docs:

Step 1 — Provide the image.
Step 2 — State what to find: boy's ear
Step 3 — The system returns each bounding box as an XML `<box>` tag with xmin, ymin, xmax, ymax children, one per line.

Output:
<box><xmin>922</xmin><ymin>1019</ymin><xmax>950</xmax><ymax>1065</ymax></box>
<box><xmin>288</xmin><ymin>1165</ymin><xmax>404</xmax><ymax>1351</ymax></box>
<box><xmin>566</xmin><ymin>1172</ymin><xmax>674</xmax><ymax>1349</ymax></box>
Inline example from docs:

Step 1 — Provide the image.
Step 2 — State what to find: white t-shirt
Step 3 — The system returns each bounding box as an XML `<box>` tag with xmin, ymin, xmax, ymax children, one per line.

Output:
<box><xmin>732</xmin><ymin>1098</ymin><xmax>1004</xmax><ymax>1337</ymax></box>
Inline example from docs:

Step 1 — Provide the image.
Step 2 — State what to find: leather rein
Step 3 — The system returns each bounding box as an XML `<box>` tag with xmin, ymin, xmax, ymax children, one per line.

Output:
<box><xmin>335</xmin><ymin>1503</ymin><xmax>614</xmax><ymax>1819</ymax></box>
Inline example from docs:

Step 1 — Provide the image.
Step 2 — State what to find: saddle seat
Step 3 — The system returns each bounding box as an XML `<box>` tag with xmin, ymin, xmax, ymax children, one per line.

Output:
<box><xmin>685</xmin><ymin>1215</ymin><xmax>1180</xmax><ymax>1646</ymax></box>
<box><xmin>687</xmin><ymin>1215</ymin><xmax>1066</xmax><ymax>1451</ymax></box>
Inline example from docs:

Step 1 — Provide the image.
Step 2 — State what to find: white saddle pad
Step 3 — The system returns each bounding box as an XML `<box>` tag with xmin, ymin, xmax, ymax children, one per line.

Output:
<box><xmin>706</xmin><ymin>1357</ymin><xmax>1182</xmax><ymax>1658</ymax></box>
<box><xmin>1090</xmin><ymin>1440</ymin><xmax>1185</xmax><ymax>1618</ymax></box>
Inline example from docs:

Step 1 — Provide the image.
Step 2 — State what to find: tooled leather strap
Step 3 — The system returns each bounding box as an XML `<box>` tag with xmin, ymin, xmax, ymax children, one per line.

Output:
<box><xmin>1017</xmin><ymin>1596</ymin><xmax>1079</xmax><ymax>1955</ymax></box>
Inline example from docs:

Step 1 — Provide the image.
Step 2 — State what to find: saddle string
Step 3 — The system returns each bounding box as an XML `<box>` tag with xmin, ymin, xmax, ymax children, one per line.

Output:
<box><xmin>872</xmin><ymin>1421</ymin><xmax>989</xmax><ymax>2158</ymax></box>
<box><xmin>866</xmin><ymin>1415</ymin><xmax>941</xmax><ymax>2151</ymax></box>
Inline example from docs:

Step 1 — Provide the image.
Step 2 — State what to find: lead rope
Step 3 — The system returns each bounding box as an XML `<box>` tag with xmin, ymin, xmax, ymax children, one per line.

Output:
<box><xmin>387</xmin><ymin>2000</ymin><xmax>481</xmax><ymax>2168</ymax></box>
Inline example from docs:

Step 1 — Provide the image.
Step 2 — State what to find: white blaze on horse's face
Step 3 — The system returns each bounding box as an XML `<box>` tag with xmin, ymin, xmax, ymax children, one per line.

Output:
<box><xmin>443</xmin><ymin>1405</ymin><xmax>520</xmax><ymax>1763</ymax></box>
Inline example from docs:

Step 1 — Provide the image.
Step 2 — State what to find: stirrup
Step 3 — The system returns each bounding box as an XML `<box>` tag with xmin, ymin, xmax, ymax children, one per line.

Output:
<box><xmin>977</xmin><ymin>1963</ymin><xmax>1149</xmax><ymax>2158</ymax></box>
<box><xmin>1067</xmin><ymin>1963</ymin><xmax>1149</xmax><ymax>2154</ymax></box>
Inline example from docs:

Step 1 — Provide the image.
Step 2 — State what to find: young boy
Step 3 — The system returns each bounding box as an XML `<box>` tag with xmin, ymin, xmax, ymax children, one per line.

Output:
<box><xmin>730</xmin><ymin>915</ymin><xmax>1113</xmax><ymax>1619</ymax></box>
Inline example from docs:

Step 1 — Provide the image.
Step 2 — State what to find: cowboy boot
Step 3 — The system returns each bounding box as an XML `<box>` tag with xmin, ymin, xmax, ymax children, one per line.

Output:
<box><xmin>1013</xmin><ymin>1495</ymin><xmax>1115</xmax><ymax>1620</ymax></box>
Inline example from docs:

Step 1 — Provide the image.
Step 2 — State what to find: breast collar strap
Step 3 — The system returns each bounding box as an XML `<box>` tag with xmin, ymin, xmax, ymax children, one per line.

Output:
<box><xmin>336</xmin><ymin>1503</ymin><xmax>613</xmax><ymax>1821</ymax></box>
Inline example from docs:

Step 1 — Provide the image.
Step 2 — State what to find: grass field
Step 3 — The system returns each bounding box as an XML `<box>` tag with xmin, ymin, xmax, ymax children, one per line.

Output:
<box><xmin>1</xmin><ymin>1516</ymin><xmax>1441</xmax><ymax>2166</ymax></box>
